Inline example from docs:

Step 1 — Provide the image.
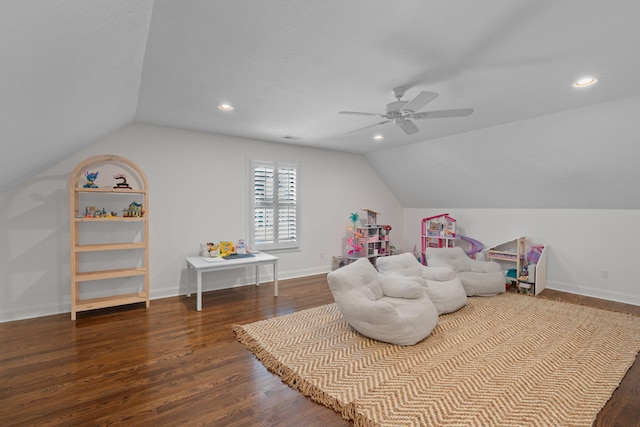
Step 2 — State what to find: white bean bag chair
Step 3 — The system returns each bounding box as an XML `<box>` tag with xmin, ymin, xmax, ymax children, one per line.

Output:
<box><xmin>425</xmin><ymin>247</ymin><xmax>505</xmax><ymax>296</ymax></box>
<box><xmin>376</xmin><ymin>253</ymin><xmax>468</xmax><ymax>315</ymax></box>
<box><xmin>327</xmin><ymin>258</ymin><xmax>438</xmax><ymax>345</ymax></box>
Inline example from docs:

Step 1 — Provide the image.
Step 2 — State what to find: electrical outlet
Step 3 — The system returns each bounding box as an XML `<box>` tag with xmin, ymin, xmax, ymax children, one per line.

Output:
<box><xmin>600</xmin><ymin>269</ymin><xmax>609</xmax><ymax>279</ymax></box>
<box><xmin>320</xmin><ymin>252</ymin><xmax>324</xmax><ymax>259</ymax></box>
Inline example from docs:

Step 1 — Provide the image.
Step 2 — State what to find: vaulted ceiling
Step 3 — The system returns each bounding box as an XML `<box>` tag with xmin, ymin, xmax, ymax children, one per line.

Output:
<box><xmin>3</xmin><ymin>1</ymin><xmax>640</xmax><ymax>207</ymax></box>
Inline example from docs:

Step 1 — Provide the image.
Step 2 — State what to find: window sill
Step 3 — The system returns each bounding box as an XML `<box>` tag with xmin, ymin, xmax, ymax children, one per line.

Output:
<box><xmin>256</xmin><ymin>247</ymin><xmax>301</xmax><ymax>255</ymax></box>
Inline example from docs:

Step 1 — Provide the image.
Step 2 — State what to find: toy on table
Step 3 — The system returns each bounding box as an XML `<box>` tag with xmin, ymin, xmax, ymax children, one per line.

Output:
<box><xmin>237</xmin><ymin>239</ymin><xmax>247</xmax><ymax>254</ymax></box>
<box><xmin>220</xmin><ymin>241</ymin><xmax>235</xmax><ymax>256</ymax></box>
<box><xmin>207</xmin><ymin>242</ymin><xmax>220</xmax><ymax>257</ymax></box>
<box><xmin>200</xmin><ymin>243</ymin><xmax>210</xmax><ymax>257</ymax></box>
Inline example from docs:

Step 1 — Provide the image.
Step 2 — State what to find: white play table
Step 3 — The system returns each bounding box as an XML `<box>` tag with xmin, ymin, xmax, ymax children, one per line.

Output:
<box><xmin>185</xmin><ymin>252</ymin><xmax>278</xmax><ymax>311</ymax></box>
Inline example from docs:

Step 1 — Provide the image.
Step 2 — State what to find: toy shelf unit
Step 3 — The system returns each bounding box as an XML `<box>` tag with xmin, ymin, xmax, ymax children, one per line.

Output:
<box><xmin>421</xmin><ymin>213</ymin><xmax>457</xmax><ymax>264</ymax></box>
<box><xmin>487</xmin><ymin>237</ymin><xmax>547</xmax><ymax>295</ymax></box>
<box><xmin>69</xmin><ymin>154</ymin><xmax>149</xmax><ymax>320</ymax></box>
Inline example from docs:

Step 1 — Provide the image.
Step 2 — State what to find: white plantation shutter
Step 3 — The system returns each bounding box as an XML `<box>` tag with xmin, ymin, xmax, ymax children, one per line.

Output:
<box><xmin>250</xmin><ymin>160</ymin><xmax>298</xmax><ymax>250</ymax></box>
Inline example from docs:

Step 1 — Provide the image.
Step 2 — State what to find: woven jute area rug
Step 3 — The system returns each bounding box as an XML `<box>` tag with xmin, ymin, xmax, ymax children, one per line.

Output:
<box><xmin>233</xmin><ymin>293</ymin><xmax>640</xmax><ymax>427</ymax></box>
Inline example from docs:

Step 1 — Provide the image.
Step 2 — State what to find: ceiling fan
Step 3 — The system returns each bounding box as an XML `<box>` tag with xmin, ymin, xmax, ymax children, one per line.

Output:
<box><xmin>339</xmin><ymin>88</ymin><xmax>473</xmax><ymax>135</ymax></box>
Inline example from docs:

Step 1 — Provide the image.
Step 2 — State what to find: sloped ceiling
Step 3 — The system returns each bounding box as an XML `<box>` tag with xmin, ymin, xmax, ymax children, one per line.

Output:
<box><xmin>2</xmin><ymin>1</ymin><xmax>640</xmax><ymax>208</ymax></box>
<box><xmin>0</xmin><ymin>0</ymin><xmax>153</xmax><ymax>193</ymax></box>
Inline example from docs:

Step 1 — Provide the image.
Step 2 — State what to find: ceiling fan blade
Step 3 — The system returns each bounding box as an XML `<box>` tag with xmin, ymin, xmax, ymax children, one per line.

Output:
<box><xmin>339</xmin><ymin>111</ymin><xmax>386</xmax><ymax>118</ymax></box>
<box><xmin>401</xmin><ymin>91</ymin><xmax>439</xmax><ymax>112</ymax></box>
<box><xmin>347</xmin><ymin>120</ymin><xmax>391</xmax><ymax>134</ymax></box>
<box><xmin>395</xmin><ymin>118</ymin><xmax>420</xmax><ymax>135</ymax></box>
<box><xmin>412</xmin><ymin>108</ymin><xmax>474</xmax><ymax>119</ymax></box>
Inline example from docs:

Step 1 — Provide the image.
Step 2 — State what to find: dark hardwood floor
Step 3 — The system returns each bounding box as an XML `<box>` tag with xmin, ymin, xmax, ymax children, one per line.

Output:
<box><xmin>1</xmin><ymin>276</ymin><xmax>638</xmax><ymax>426</ymax></box>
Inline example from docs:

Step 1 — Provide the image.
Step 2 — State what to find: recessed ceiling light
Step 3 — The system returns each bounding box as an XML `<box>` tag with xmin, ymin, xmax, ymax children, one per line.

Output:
<box><xmin>572</xmin><ymin>77</ymin><xmax>598</xmax><ymax>88</ymax></box>
<box><xmin>373</xmin><ymin>134</ymin><xmax>384</xmax><ymax>141</ymax></box>
<box><xmin>218</xmin><ymin>103</ymin><xmax>234</xmax><ymax>111</ymax></box>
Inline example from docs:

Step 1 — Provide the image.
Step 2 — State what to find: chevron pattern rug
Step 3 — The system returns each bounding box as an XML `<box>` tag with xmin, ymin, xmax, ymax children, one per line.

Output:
<box><xmin>233</xmin><ymin>293</ymin><xmax>640</xmax><ymax>427</ymax></box>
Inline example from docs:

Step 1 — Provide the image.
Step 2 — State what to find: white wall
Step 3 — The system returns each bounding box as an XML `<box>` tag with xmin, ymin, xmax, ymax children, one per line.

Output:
<box><xmin>405</xmin><ymin>208</ymin><xmax>640</xmax><ymax>305</ymax></box>
<box><xmin>4</xmin><ymin>122</ymin><xmax>638</xmax><ymax>322</ymax></box>
<box><xmin>0</xmin><ymin>123</ymin><xmax>404</xmax><ymax>322</ymax></box>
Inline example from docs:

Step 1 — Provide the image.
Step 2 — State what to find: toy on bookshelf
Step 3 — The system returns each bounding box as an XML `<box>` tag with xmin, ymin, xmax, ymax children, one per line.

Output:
<box><xmin>124</xmin><ymin>201</ymin><xmax>143</xmax><ymax>217</ymax></box>
<box><xmin>83</xmin><ymin>170</ymin><xmax>99</xmax><ymax>188</ymax></box>
<box><xmin>113</xmin><ymin>173</ymin><xmax>132</xmax><ymax>189</ymax></box>
<box><xmin>83</xmin><ymin>206</ymin><xmax>95</xmax><ymax>218</ymax></box>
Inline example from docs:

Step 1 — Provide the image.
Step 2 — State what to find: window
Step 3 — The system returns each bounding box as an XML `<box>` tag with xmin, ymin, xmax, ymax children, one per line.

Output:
<box><xmin>249</xmin><ymin>159</ymin><xmax>298</xmax><ymax>251</ymax></box>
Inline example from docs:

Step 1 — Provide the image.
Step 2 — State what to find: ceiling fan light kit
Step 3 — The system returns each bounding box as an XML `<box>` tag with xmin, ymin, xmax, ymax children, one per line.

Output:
<box><xmin>340</xmin><ymin>88</ymin><xmax>473</xmax><ymax>136</ymax></box>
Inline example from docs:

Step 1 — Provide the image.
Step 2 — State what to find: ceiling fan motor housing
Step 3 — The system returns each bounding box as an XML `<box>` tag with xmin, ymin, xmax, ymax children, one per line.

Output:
<box><xmin>385</xmin><ymin>101</ymin><xmax>408</xmax><ymax>116</ymax></box>
<box><xmin>340</xmin><ymin>89</ymin><xmax>472</xmax><ymax>135</ymax></box>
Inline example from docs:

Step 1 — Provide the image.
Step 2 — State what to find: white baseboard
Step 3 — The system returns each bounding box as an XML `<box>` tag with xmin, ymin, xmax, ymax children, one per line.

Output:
<box><xmin>0</xmin><ymin>302</ymin><xmax>68</xmax><ymax>323</ymax></box>
<box><xmin>280</xmin><ymin>266</ymin><xmax>331</xmax><ymax>279</ymax></box>
<box><xmin>546</xmin><ymin>280</ymin><xmax>640</xmax><ymax>307</ymax></box>
<box><xmin>150</xmin><ymin>265</ymin><xmax>331</xmax><ymax>298</ymax></box>
<box><xmin>10</xmin><ymin>267</ymin><xmax>332</xmax><ymax>320</ymax></box>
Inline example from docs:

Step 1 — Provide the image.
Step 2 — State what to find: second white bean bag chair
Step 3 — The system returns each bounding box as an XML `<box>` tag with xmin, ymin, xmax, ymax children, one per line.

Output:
<box><xmin>376</xmin><ymin>253</ymin><xmax>468</xmax><ymax>315</ymax></box>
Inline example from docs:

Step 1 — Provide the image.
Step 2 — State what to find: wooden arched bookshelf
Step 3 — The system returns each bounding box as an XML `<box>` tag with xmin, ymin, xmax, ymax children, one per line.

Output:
<box><xmin>69</xmin><ymin>154</ymin><xmax>149</xmax><ymax>320</ymax></box>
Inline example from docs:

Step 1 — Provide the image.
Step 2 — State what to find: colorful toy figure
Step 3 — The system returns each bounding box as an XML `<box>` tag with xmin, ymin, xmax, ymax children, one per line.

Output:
<box><xmin>83</xmin><ymin>170</ymin><xmax>99</xmax><ymax>188</ymax></box>
<box><xmin>220</xmin><ymin>241</ymin><xmax>235</xmax><ymax>256</ymax></box>
<box><xmin>84</xmin><ymin>206</ymin><xmax>97</xmax><ymax>218</ymax></box>
<box><xmin>206</xmin><ymin>242</ymin><xmax>220</xmax><ymax>257</ymax></box>
<box><xmin>237</xmin><ymin>239</ymin><xmax>247</xmax><ymax>254</ymax></box>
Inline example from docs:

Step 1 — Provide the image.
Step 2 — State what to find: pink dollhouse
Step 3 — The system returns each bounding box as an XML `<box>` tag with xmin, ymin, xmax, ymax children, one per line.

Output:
<box><xmin>421</xmin><ymin>213</ymin><xmax>457</xmax><ymax>263</ymax></box>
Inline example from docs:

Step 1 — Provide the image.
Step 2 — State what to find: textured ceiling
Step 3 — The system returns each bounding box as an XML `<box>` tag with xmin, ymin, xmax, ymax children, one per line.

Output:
<box><xmin>2</xmin><ymin>1</ymin><xmax>640</xmax><ymax>207</ymax></box>
<box><xmin>1</xmin><ymin>0</ymin><xmax>153</xmax><ymax>193</ymax></box>
<box><xmin>136</xmin><ymin>0</ymin><xmax>640</xmax><ymax>153</ymax></box>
